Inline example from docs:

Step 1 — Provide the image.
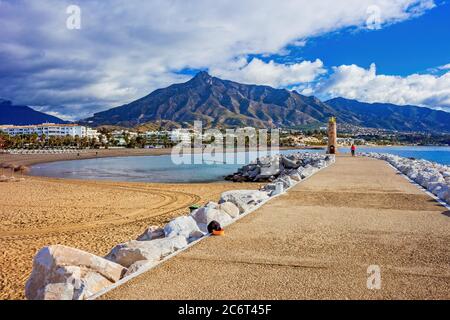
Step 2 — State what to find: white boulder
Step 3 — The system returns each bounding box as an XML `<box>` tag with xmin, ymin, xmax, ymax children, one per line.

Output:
<box><xmin>219</xmin><ymin>190</ymin><xmax>270</xmax><ymax>213</ymax></box>
<box><xmin>164</xmin><ymin>216</ymin><xmax>204</xmax><ymax>241</ymax></box>
<box><xmin>136</xmin><ymin>226</ymin><xmax>165</xmax><ymax>241</ymax></box>
<box><xmin>42</xmin><ymin>283</ymin><xmax>75</xmax><ymax>300</ymax></box>
<box><xmin>25</xmin><ymin>245</ymin><xmax>126</xmax><ymax>300</ymax></box>
<box><xmin>106</xmin><ymin>236</ymin><xmax>188</xmax><ymax>268</ymax></box>
<box><xmin>218</xmin><ymin>201</ymin><xmax>240</xmax><ymax>219</ymax></box>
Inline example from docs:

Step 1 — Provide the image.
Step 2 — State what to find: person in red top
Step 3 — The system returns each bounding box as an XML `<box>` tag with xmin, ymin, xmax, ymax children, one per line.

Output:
<box><xmin>351</xmin><ymin>144</ymin><xmax>356</xmax><ymax>157</ymax></box>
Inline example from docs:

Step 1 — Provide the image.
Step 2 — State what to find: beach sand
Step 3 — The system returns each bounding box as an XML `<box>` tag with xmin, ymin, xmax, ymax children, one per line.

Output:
<box><xmin>0</xmin><ymin>150</ymin><xmax>262</xmax><ymax>300</ymax></box>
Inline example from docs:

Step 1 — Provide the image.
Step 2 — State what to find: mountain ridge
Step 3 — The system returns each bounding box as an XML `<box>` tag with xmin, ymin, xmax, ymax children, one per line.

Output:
<box><xmin>84</xmin><ymin>72</ymin><xmax>336</xmax><ymax>128</ymax></box>
<box><xmin>0</xmin><ymin>99</ymin><xmax>68</xmax><ymax>126</ymax></box>
<box><xmin>5</xmin><ymin>72</ymin><xmax>448</xmax><ymax>133</ymax></box>
<box><xmin>326</xmin><ymin>97</ymin><xmax>450</xmax><ymax>133</ymax></box>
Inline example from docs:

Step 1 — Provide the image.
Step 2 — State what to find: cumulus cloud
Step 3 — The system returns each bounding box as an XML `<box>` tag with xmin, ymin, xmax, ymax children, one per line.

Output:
<box><xmin>315</xmin><ymin>63</ymin><xmax>450</xmax><ymax>112</ymax></box>
<box><xmin>0</xmin><ymin>0</ymin><xmax>437</xmax><ymax>119</ymax></box>
<box><xmin>210</xmin><ymin>58</ymin><xmax>326</xmax><ymax>87</ymax></box>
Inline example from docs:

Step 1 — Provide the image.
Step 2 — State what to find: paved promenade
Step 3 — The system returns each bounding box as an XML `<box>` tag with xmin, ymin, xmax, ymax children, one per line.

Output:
<box><xmin>102</xmin><ymin>156</ymin><xmax>450</xmax><ymax>300</ymax></box>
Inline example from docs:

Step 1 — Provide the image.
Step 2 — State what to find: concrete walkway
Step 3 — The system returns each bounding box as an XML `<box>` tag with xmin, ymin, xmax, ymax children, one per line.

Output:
<box><xmin>102</xmin><ymin>156</ymin><xmax>450</xmax><ymax>300</ymax></box>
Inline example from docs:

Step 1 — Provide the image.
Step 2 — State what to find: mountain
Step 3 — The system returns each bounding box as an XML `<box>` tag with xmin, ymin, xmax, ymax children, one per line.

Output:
<box><xmin>326</xmin><ymin>97</ymin><xmax>450</xmax><ymax>133</ymax></box>
<box><xmin>84</xmin><ymin>72</ymin><xmax>450</xmax><ymax>132</ymax></box>
<box><xmin>85</xmin><ymin>72</ymin><xmax>335</xmax><ymax>128</ymax></box>
<box><xmin>0</xmin><ymin>99</ymin><xmax>67</xmax><ymax>126</ymax></box>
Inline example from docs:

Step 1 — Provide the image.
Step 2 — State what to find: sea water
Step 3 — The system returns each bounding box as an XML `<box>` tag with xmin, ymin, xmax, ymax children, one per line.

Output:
<box><xmin>30</xmin><ymin>146</ymin><xmax>450</xmax><ymax>183</ymax></box>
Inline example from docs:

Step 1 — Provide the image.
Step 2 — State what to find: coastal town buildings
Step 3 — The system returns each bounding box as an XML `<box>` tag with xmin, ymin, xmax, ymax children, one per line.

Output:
<box><xmin>170</xmin><ymin>129</ymin><xmax>193</xmax><ymax>144</ymax></box>
<box><xmin>0</xmin><ymin>123</ymin><xmax>99</xmax><ymax>139</ymax></box>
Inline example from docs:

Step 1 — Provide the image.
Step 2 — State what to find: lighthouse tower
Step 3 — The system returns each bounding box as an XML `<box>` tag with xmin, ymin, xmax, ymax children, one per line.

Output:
<box><xmin>327</xmin><ymin>117</ymin><xmax>338</xmax><ymax>154</ymax></box>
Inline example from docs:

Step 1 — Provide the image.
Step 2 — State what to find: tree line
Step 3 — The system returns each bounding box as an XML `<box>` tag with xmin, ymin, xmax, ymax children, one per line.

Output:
<box><xmin>0</xmin><ymin>132</ymin><xmax>101</xmax><ymax>149</ymax></box>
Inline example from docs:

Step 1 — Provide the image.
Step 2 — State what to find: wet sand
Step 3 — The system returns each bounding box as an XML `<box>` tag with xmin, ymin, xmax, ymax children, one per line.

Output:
<box><xmin>0</xmin><ymin>150</ymin><xmax>263</xmax><ymax>299</ymax></box>
<box><xmin>102</xmin><ymin>156</ymin><xmax>450</xmax><ymax>300</ymax></box>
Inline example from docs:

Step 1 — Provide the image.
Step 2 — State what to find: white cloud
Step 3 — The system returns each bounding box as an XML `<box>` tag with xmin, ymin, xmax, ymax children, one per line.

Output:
<box><xmin>438</xmin><ymin>63</ymin><xmax>450</xmax><ymax>70</ymax></box>
<box><xmin>316</xmin><ymin>63</ymin><xmax>450</xmax><ymax>111</ymax></box>
<box><xmin>0</xmin><ymin>0</ymin><xmax>436</xmax><ymax>118</ymax></box>
<box><xmin>210</xmin><ymin>58</ymin><xmax>326</xmax><ymax>87</ymax></box>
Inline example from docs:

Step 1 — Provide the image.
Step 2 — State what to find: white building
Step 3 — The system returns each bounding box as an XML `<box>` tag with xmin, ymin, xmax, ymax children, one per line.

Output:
<box><xmin>111</xmin><ymin>130</ymin><xmax>138</xmax><ymax>139</ymax></box>
<box><xmin>0</xmin><ymin>123</ymin><xmax>99</xmax><ymax>139</ymax></box>
<box><xmin>170</xmin><ymin>129</ymin><xmax>192</xmax><ymax>144</ymax></box>
<box><xmin>144</xmin><ymin>130</ymin><xmax>169</xmax><ymax>139</ymax></box>
<box><xmin>86</xmin><ymin>127</ymin><xmax>101</xmax><ymax>139</ymax></box>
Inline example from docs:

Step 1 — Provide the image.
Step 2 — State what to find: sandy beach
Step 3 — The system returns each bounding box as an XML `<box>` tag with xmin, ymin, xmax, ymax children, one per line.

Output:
<box><xmin>0</xmin><ymin>150</ymin><xmax>263</xmax><ymax>300</ymax></box>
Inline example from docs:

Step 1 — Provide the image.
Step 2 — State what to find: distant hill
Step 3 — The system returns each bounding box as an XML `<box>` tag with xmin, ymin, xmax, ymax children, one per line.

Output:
<box><xmin>135</xmin><ymin>120</ymin><xmax>182</xmax><ymax>133</ymax></box>
<box><xmin>0</xmin><ymin>99</ymin><xmax>67</xmax><ymax>126</ymax></box>
<box><xmin>84</xmin><ymin>72</ymin><xmax>450</xmax><ymax>133</ymax></box>
<box><xmin>326</xmin><ymin>97</ymin><xmax>450</xmax><ymax>133</ymax></box>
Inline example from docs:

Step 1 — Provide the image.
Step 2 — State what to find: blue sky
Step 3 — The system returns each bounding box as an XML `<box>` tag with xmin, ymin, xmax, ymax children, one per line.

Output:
<box><xmin>277</xmin><ymin>0</ymin><xmax>450</xmax><ymax>76</ymax></box>
<box><xmin>0</xmin><ymin>0</ymin><xmax>449</xmax><ymax>120</ymax></box>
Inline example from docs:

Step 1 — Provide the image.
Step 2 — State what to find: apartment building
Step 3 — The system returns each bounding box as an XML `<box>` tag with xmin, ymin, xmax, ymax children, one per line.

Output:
<box><xmin>0</xmin><ymin>123</ymin><xmax>99</xmax><ymax>139</ymax></box>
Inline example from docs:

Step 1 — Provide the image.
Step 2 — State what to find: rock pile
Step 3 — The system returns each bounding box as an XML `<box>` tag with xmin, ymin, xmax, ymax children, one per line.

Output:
<box><xmin>225</xmin><ymin>153</ymin><xmax>334</xmax><ymax>183</ymax></box>
<box><xmin>25</xmin><ymin>152</ymin><xmax>335</xmax><ymax>300</ymax></box>
<box><xmin>363</xmin><ymin>152</ymin><xmax>450</xmax><ymax>205</ymax></box>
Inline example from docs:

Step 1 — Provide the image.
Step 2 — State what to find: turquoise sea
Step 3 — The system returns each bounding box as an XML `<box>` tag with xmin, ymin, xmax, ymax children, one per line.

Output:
<box><xmin>345</xmin><ymin>146</ymin><xmax>450</xmax><ymax>165</ymax></box>
<box><xmin>30</xmin><ymin>146</ymin><xmax>450</xmax><ymax>183</ymax></box>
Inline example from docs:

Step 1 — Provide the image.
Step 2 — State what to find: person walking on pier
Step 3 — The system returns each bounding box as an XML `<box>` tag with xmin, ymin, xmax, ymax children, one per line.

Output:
<box><xmin>351</xmin><ymin>144</ymin><xmax>356</xmax><ymax>157</ymax></box>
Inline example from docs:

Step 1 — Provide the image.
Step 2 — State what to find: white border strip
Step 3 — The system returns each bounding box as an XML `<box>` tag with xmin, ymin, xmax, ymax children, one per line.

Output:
<box><xmin>88</xmin><ymin>159</ymin><xmax>335</xmax><ymax>300</ymax></box>
<box><xmin>386</xmin><ymin>162</ymin><xmax>450</xmax><ymax>211</ymax></box>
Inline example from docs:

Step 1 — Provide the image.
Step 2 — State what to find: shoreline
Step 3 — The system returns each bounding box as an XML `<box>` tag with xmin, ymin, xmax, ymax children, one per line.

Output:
<box><xmin>4</xmin><ymin>144</ymin><xmax>447</xmax><ymax>169</ymax></box>
<box><xmin>0</xmin><ymin>146</ymin><xmax>325</xmax><ymax>169</ymax></box>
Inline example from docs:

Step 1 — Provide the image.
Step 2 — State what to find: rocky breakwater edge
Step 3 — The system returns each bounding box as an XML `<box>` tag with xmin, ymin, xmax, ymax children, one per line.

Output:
<box><xmin>363</xmin><ymin>152</ymin><xmax>450</xmax><ymax>206</ymax></box>
<box><xmin>24</xmin><ymin>152</ymin><xmax>335</xmax><ymax>300</ymax></box>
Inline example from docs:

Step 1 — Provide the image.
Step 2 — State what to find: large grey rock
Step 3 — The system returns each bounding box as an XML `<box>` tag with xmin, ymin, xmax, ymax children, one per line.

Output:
<box><xmin>281</xmin><ymin>156</ymin><xmax>300</xmax><ymax>169</ymax></box>
<box><xmin>297</xmin><ymin>166</ymin><xmax>315</xmax><ymax>179</ymax></box>
<box><xmin>164</xmin><ymin>216</ymin><xmax>204</xmax><ymax>241</ymax></box>
<box><xmin>436</xmin><ymin>185</ymin><xmax>449</xmax><ymax>201</ymax></box>
<box><xmin>219</xmin><ymin>190</ymin><xmax>269</xmax><ymax>213</ymax></box>
<box><xmin>25</xmin><ymin>245</ymin><xmax>126</xmax><ymax>300</ymax></box>
<box><xmin>258</xmin><ymin>161</ymin><xmax>280</xmax><ymax>178</ymax></box>
<box><xmin>106</xmin><ymin>236</ymin><xmax>188</xmax><ymax>268</ymax></box>
<box><xmin>289</xmin><ymin>173</ymin><xmax>301</xmax><ymax>182</ymax></box>
<box><xmin>271</xmin><ymin>182</ymin><xmax>284</xmax><ymax>196</ymax></box>
<box><xmin>276</xmin><ymin>176</ymin><xmax>295</xmax><ymax>189</ymax></box>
